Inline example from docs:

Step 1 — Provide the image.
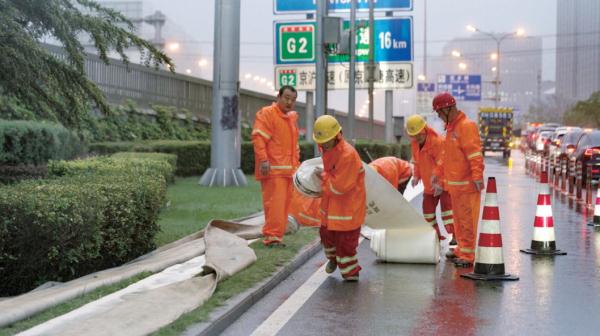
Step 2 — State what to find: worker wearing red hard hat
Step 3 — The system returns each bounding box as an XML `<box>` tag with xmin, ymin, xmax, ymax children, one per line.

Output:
<box><xmin>432</xmin><ymin>92</ymin><xmax>485</xmax><ymax>267</ymax></box>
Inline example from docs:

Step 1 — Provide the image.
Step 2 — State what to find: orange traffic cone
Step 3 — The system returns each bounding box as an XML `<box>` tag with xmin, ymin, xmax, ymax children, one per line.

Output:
<box><xmin>462</xmin><ymin>177</ymin><xmax>518</xmax><ymax>281</ymax></box>
<box><xmin>521</xmin><ymin>170</ymin><xmax>567</xmax><ymax>255</ymax></box>
<box><xmin>588</xmin><ymin>182</ymin><xmax>600</xmax><ymax>227</ymax></box>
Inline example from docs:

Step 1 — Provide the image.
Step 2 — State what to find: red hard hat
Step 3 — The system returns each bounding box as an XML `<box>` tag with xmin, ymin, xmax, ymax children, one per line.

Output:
<box><xmin>432</xmin><ymin>92</ymin><xmax>456</xmax><ymax>111</ymax></box>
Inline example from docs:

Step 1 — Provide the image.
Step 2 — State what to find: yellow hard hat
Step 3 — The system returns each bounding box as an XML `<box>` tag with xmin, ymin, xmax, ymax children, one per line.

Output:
<box><xmin>406</xmin><ymin>114</ymin><xmax>427</xmax><ymax>136</ymax></box>
<box><xmin>313</xmin><ymin>115</ymin><xmax>342</xmax><ymax>144</ymax></box>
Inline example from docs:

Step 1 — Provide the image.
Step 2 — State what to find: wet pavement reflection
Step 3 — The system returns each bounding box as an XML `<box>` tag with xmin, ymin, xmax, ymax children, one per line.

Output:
<box><xmin>276</xmin><ymin>151</ymin><xmax>600</xmax><ymax>335</ymax></box>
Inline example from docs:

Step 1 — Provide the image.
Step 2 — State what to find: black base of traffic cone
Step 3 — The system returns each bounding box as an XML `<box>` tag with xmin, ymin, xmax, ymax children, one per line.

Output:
<box><xmin>461</xmin><ymin>272</ymin><xmax>519</xmax><ymax>281</ymax></box>
<box><xmin>588</xmin><ymin>216</ymin><xmax>600</xmax><ymax>227</ymax></box>
<box><xmin>520</xmin><ymin>241</ymin><xmax>567</xmax><ymax>255</ymax></box>
<box><xmin>460</xmin><ymin>263</ymin><xmax>519</xmax><ymax>281</ymax></box>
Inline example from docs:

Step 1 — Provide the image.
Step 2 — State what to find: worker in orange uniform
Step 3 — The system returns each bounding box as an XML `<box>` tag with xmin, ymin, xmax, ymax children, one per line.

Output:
<box><xmin>288</xmin><ymin>188</ymin><xmax>321</xmax><ymax>227</ymax></box>
<box><xmin>313</xmin><ymin>115</ymin><xmax>366</xmax><ymax>281</ymax></box>
<box><xmin>252</xmin><ymin>85</ymin><xmax>300</xmax><ymax>247</ymax></box>
<box><xmin>406</xmin><ymin>114</ymin><xmax>455</xmax><ymax>243</ymax></box>
<box><xmin>368</xmin><ymin>156</ymin><xmax>413</xmax><ymax>194</ymax></box>
<box><xmin>432</xmin><ymin>92</ymin><xmax>484</xmax><ymax>267</ymax></box>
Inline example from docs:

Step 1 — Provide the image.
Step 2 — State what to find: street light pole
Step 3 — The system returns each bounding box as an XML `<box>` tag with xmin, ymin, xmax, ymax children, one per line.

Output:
<box><xmin>467</xmin><ymin>25</ymin><xmax>524</xmax><ymax>107</ymax></box>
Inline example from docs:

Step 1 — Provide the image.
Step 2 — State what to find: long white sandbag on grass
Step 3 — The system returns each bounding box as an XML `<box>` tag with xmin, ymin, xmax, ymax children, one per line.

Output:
<box><xmin>294</xmin><ymin>157</ymin><xmax>437</xmax><ymax>263</ymax></box>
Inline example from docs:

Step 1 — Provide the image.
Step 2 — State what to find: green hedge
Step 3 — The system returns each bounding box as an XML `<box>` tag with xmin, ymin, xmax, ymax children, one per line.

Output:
<box><xmin>0</xmin><ymin>159</ymin><xmax>167</xmax><ymax>296</ymax></box>
<box><xmin>90</xmin><ymin>140</ymin><xmax>411</xmax><ymax>177</ymax></box>
<box><xmin>0</xmin><ymin>120</ymin><xmax>85</xmax><ymax>165</ymax></box>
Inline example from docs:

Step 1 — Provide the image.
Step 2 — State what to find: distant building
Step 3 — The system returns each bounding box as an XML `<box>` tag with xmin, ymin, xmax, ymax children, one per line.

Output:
<box><xmin>426</xmin><ymin>34</ymin><xmax>542</xmax><ymax>123</ymax></box>
<box><xmin>556</xmin><ymin>0</ymin><xmax>600</xmax><ymax>101</ymax></box>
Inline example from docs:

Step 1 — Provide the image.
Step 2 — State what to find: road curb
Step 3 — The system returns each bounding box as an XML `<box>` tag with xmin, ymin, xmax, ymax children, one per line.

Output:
<box><xmin>183</xmin><ymin>237</ymin><xmax>323</xmax><ymax>336</ymax></box>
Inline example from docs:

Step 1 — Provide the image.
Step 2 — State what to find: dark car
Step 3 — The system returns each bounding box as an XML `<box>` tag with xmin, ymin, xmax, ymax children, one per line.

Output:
<box><xmin>558</xmin><ymin>129</ymin><xmax>586</xmax><ymax>160</ymax></box>
<box><xmin>570</xmin><ymin>130</ymin><xmax>600</xmax><ymax>183</ymax></box>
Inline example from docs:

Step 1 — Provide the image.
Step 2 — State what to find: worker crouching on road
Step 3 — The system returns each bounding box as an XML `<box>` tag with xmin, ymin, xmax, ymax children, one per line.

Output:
<box><xmin>251</xmin><ymin>85</ymin><xmax>300</xmax><ymax>247</ymax></box>
<box><xmin>406</xmin><ymin>114</ymin><xmax>455</xmax><ymax>243</ymax></box>
<box><xmin>368</xmin><ymin>156</ymin><xmax>413</xmax><ymax>194</ymax></box>
<box><xmin>313</xmin><ymin>115</ymin><xmax>366</xmax><ymax>281</ymax></box>
<box><xmin>432</xmin><ymin>92</ymin><xmax>485</xmax><ymax>267</ymax></box>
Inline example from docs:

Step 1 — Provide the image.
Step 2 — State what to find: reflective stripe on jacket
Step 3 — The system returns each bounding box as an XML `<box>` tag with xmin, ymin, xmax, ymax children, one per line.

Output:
<box><xmin>251</xmin><ymin>103</ymin><xmax>300</xmax><ymax>180</ymax></box>
<box><xmin>320</xmin><ymin>138</ymin><xmax>366</xmax><ymax>231</ymax></box>
<box><xmin>411</xmin><ymin>126</ymin><xmax>445</xmax><ymax>194</ymax></box>
<box><xmin>368</xmin><ymin>156</ymin><xmax>412</xmax><ymax>187</ymax></box>
<box><xmin>437</xmin><ymin>111</ymin><xmax>484</xmax><ymax>193</ymax></box>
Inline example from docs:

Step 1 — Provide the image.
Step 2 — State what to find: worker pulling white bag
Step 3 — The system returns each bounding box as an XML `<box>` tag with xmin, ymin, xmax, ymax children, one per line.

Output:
<box><xmin>294</xmin><ymin>157</ymin><xmax>439</xmax><ymax>264</ymax></box>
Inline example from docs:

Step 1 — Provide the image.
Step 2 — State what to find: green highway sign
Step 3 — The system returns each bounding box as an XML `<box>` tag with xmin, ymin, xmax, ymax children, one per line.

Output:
<box><xmin>278</xmin><ymin>69</ymin><xmax>298</xmax><ymax>87</ymax></box>
<box><xmin>276</xmin><ymin>22</ymin><xmax>316</xmax><ymax>64</ymax></box>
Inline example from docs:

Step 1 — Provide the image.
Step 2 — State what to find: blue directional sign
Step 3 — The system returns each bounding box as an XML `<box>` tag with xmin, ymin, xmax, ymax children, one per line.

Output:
<box><xmin>437</xmin><ymin>74</ymin><xmax>481</xmax><ymax>101</ymax></box>
<box><xmin>275</xmin><ymin>17</ymin><xmax>413</xmax><ymax>65</ymax></box>
<box><xmin>417</xmin><ymin>82</ymin><xmax>436</xmax><ymax>92</ymax></box>
<box><xmin>274</xmin><ymin>0</ymin><xmax>413</xmax><ymax>14</ymax></box>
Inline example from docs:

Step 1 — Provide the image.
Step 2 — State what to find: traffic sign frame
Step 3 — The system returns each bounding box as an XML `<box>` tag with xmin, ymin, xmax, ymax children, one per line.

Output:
<box><xmin>273</xmin><ymin>0</ymin><xmax>413</xmax><ymax>14</ymax></box>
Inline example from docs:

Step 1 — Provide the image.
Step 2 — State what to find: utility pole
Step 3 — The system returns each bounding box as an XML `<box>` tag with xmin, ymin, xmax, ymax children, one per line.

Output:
<box><xmin>199</xmin><ymin>0</ymin><xmax>246</xmax><ymax>187</ymax></box>
<box><xmin>347</xmin><ymin>0</ymin><xmax>357</xmax><ymax>142</ymax></box>
<box><xmin>367</xmin><ymin>0</ymin><xmax>375</xmax><ymax>140</ymax></box>
<box><xmin>384</xmin><ymin>11</ymin><xmax>394</xmax><ymax>143</ymax></box>
<box><xmin>306</xmin><ymin>13</ymin><xmax>315</xmax><ymax>143</ymax></box>
<box><xmin>315</xmin><ymin>0</ymin><xmax>327</xmax><ymax>118</ymax></box>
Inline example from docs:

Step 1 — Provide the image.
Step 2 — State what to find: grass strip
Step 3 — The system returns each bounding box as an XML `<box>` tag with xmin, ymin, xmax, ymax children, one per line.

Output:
<box><xmin>151</xmin><ymin>227</ymin><xmax>320</xmax><ymax>336</ymax></box>
<box><xmin>0</xmin><ymin>272</ymin><xmax>153</xmax><ymax>336</ymax></box>
<box><xmin>155</xmin><ymin>176</ymin><xmax>263</xmax><ymax>246</ymax></box>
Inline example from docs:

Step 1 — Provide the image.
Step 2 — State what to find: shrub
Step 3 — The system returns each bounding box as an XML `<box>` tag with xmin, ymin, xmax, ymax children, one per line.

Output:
<box><xmin>89</xmin><ymin>140</ymin><xmax>411</xmax><ymax>176</ymax></box>
<box><xmin>0</xmin><ymin>172</ymin><xmax>166</xmax><ymax>296</ymax></box>
<box><xmin>0</xmin><ymin>120</ymin><xmax>85</xmax><ymax>165</ymax></box>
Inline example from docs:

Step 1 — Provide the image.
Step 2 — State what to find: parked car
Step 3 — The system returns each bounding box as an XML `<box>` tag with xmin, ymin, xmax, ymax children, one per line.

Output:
<box><xmin>536</xmin><ymin>131</ymin><xmax>553</xmax><ymax>153</ymax></box>
<box><xmin>528</xmin><ymin>124</ymin><xmax>559</xmax><ymax>152</ymax></box>
<box><xmin>548</xmin><ymin>127</ymin><xmax>581</xmax><ymax>163</ymax></box>
<box><xmin>569</xmin><ymin>130</ymin><xmax>600</xmax><ymax>184</ymax></box>
<box><xmin>558</xmin><ymin>129</ymin><xmax>586</xmax><ymax>161</ymax></box>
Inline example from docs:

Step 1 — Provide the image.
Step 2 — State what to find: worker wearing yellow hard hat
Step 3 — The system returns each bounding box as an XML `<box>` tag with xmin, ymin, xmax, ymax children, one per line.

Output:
<box><xmin>312</xmin><ymin>115</ymin><xmax>366</xmax><ymax>281</ymax></box>
<box><xmin>406</xmin><ymin>114</ymin><xmax>456</xmax><ymax>245</ymax></box>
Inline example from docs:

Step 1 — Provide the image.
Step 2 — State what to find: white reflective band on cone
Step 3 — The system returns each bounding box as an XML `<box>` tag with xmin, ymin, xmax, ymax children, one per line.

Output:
<box><xmin>536</xmin><ymin>205</ymin><xmax>553</xmax><ymax>217</ymax></box>
<box><xmin>475</xmin><ymin>246</ymin><xmax>505</xmax><ymax>265</ymax></box>
<box><xmin>533</xmin><ymin>227</ymin><xmax>556</xmax><ymax>242</ymax></box>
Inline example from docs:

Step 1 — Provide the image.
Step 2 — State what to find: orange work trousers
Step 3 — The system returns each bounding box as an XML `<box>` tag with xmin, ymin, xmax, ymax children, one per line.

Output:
<box><xmin>319</xmin><ymin>226</ymin><xmax>362</xmax><ymax>279</ymax></box>
<box><xmin>422</xmin><ymin>191</ymin><xmax>454</xmax><ymax>238</ymax></box>
<box><xmin>449</xmin><ymin>191</ymin><xmax>481</xmax><ymax>262</ymax></box>
<box><xmin>260</xmin><ymin>177</ymin><xmax>293</xmax><ymax>239</ymax></box>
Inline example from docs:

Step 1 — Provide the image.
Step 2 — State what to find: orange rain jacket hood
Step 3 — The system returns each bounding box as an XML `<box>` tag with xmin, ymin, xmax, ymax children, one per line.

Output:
<box><xmin>251</xmin><ymin>103</ymin><xmax>300</xmax><ymax>180</ymax></box>
<box><xmin>411</xmin><ymin>126</ymin><xmax>445</xmax><ymax>194</ymax></box>
<box><xmin>368</xmin><ymin>156</ymin><xmax>412</xmax><ymax>188</ymax></box>
<box><xmin>320</xmin><ymin>138</ymin><xmax>366</xmax><ymax>231</ymax></box>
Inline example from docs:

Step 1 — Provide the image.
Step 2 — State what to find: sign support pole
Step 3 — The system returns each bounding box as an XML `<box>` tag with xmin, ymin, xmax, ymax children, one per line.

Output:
<box><xmin>384</xmin><ymin>11</ymin><xmax>394</xmax><ymax>143</ymax></box>
<box><xmin>315</xmin><ymin>0</ymin><xmax>327</xmax><ymax>118</ymax></box>
<box><xmin>199</xmin><ymin>0</ymin><xmax>246</xmax><ymax>187</ymax></box>
<box><xmin>367</xmin><ymin>0</ymin><xmax>375</xmax><ymax>140</ymax></box>
<box><xmin>347</xmin><ymin>0</ymin><xmax>357</xmax><ymax>142</ymax></box>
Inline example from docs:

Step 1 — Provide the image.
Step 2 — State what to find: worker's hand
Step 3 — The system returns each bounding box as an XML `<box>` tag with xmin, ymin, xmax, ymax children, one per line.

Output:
<box><xmin>411</xmin><ymin>177</ymin><xmax>421</xmax><ymax>187</ymax></box>
<box><xmin>313</xmin><ymin>166</ymin><xmax>323</xmax><ymax>180</ymax></box>
<box><xmin>473</xmin><ymin>180</ymin><xmax>485</xmax><ymax>192</ymax></box>
<box><xmin>260</xmin><ymin>160</ymin><xmax>270</xmax><ymax>177</ymax></box>
<box><xmin>430</xmin><ymin>175</ymin><xmax>443</xmax><ymax>197</ymax></box>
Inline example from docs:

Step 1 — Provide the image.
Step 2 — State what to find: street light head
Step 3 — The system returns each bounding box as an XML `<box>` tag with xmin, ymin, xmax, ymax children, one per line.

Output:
<box><xmin>198</xmin><ymin>59</ymin><xmax>208</xmax><ymax>67</ymax></box>
<box><xmin>466</xmin><ymin>24</ymin><xmax>477</xmax><ymax>32</ymax></box>
<box><xmin>244</xmin><ymin>73</ymin><xmax>252</xmax><ymax>79</ymax></box>
<box><xmin>490</xmin><ymin>53</ymin><xmax>498</xmax><ymax>60</ymax></box>
<box><xmin>516</xmin><ymin>28</ymin><xmax>525</xmax><ymax>36</ymax></box>
<box><xmin>458</xmin><ymin>62</ymin><xmax>467</xmax><ymax>70</ymax></box>
<box><xmin>492</xmin><ymin>67</ymin><xmax>497</xmax><ymax>72</ymax></box>
<box><xmin>417</xmin><ymin>74</ymin><xmax>426</xmax><ymax>81</ymax></box>
<box><xmin>167</xmin><ymin>42</ymin><xmax>180</xmax><ymax>52</ymax></box>
<box><xmin>451</xmin><ymin>50</ymin><xmax>461</xmax><ymax>58</ymax></box>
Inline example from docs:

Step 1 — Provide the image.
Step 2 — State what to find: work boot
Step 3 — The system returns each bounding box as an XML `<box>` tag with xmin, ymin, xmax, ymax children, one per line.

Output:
<box><xmin>449</xmin><ymin>237</ymin><xmax>458</xmax><ymax>246</ymax></box>
<box><xmin>453</xmin><ymin>258</ymin><xmax>472</xmax><ymax>268</ymax></box>
<box><xmin>325</xmin><ymin>259</ymin><xmax>337</xmax><ymax>274</ymax></box>
<box><xmin>343</xmin><ymin>275</ymin><xmax>359</xmax><ymax>282</ymax></box>
<box><xmin>445</xmin><ymin>249</ymin><xmax>456</xmax><ymax>259</ymax></box>
<box><xmin>263</xmin><ymin>236</ymin><xmax>285</xmax><ymax>247</ymax></box>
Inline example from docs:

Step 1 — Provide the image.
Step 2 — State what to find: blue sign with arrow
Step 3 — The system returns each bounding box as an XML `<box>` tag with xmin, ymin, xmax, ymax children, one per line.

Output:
<box><xmin>274</xmin><ymin>0</ymin><xmax>413</xmax><ymax>14</ymax></box>
<box><xmin>437</xmin><ymin>74</ymin><xmax>481</xmax><ymax>101</ymax></box>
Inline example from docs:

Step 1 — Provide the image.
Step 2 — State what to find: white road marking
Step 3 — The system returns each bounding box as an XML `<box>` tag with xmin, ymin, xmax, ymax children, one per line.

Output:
<box><xmin>250</xmin><ymin>237</ymin><xmax>365</xmax><ymax>336</ymax></box>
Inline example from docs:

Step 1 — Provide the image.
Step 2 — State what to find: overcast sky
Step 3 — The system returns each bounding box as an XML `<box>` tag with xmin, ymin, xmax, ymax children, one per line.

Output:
<box><xmin>138</xmin><ymin>0</ymin><xmax>557</xmax><ymax>118</ymax></box>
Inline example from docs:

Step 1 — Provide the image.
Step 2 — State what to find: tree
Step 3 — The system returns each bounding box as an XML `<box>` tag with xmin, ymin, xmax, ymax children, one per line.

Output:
<box><xmin>0</xmin><ymin>0</ymin><xmax>173</xmax><ymax>127</ymax></box>
<box><xmin>563</xmin><ymin>91</ymin><xmax>600</xmax><ymax>128</ymax></box>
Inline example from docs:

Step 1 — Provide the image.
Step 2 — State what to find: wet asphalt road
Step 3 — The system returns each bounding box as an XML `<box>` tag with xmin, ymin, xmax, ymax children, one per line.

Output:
<box><xmin>223</xmin><ymin>151</ymin><xmax>600</xmax><ymax>336</ymax></box>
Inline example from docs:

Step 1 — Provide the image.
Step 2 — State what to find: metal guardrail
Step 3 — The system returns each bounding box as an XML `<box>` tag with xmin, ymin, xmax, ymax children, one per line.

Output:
<box><xmin>43</xmin><ymin>43</ymin><xmax>386</xmax><ymax>139</ymax></box>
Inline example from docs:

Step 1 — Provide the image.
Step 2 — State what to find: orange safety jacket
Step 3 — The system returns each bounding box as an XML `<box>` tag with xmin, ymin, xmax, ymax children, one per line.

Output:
<box><xmin>368</xmin><ymin>156</ymin><xmax>412</xmax><ymax>187</ymax></box>
<box><xmin>320</xmin><ymin>138</ymin><xmax>366</xmax><ymax>231</ymax></box>
<box><xmin>435</xmin><ymin>111</ymin><xmax>484</xmax><ymax>193</ymax></box>
<box><xmin>411</xmin><ymin>126</ymin><xmax>445</xmax><ymax>194</ymax></box>
<box><xmin>251</xmin><ymin>103</ymin><xmax>300</xmax><ymax>180</ymax></box>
